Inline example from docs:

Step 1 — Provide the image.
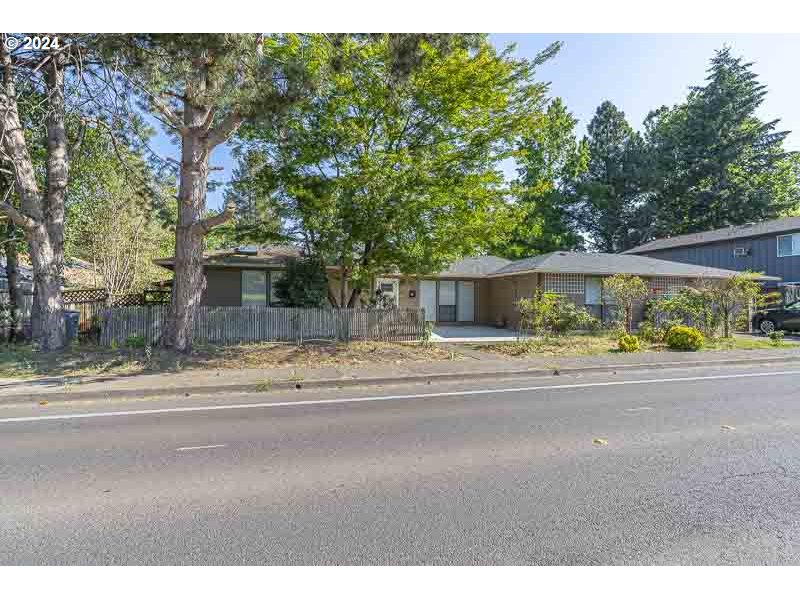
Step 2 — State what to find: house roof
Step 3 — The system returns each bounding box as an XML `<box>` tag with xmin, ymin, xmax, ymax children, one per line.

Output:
<box><xmin>624</xmin><ymin>216</ymin><xmax>800</xmax><ymax>254</ymax></box>
<box><xmin>153</xmin><ymin>244</ymin><xmax>302</xmax><ymax>270</ymax></box>
<box><xmin>152</xmin><ymin>246</ymin><xmax>779</xmax><ymax>281</ymax></box>
<box><xmin>487</xmin><ymin>251</ymin><xmax>779</xmax><ymax>280</ymax></box>
<box><xmin>436</xmin><ymin>255</ymin><xmax>512</xmax><ymax>277</ymax></box>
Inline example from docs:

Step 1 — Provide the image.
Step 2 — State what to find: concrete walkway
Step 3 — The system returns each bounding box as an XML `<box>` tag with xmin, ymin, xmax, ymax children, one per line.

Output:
<box><xmin>3</xmin><ymin>345</ymin><xmax>800</xmax><ymax>404</ymax></box>
<box><xmin>432</xmin><ymin>325</ymin><xmax>518</xmax><ymax>342</ymax></box>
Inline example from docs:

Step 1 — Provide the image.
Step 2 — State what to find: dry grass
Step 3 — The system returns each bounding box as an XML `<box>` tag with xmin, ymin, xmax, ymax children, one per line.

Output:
<box><xmin>0</xmin><ymin>341</ymin><xmax>458</xmax><ymax>380</ymax></box>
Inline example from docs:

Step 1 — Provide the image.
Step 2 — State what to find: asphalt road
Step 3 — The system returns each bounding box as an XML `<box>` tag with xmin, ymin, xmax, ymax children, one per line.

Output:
<box><xmin>2</xmin><ymin>363</ymin><xmax>800</xmax><ymax>565</ymax></box>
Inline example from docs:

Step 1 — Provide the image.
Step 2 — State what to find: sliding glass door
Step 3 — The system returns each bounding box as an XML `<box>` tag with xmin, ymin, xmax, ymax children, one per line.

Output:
<box><xmin>438</xmin><ymin>281</ymin><xmax>457</xmax><ymax>322</ymax></box>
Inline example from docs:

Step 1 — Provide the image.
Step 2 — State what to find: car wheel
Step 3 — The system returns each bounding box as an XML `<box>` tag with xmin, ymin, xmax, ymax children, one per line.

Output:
<box><xmin>759</xmin><ymin>319</ymin><xmax>777</xmax><ymax>335</ymax></box>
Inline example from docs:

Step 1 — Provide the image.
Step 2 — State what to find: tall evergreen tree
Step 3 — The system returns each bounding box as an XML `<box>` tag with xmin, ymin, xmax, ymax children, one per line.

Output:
<box><xmin>574</xmin><ymin>101</ymin><xmax>649</xmax><ymax>253</ymax></box>
<box><xmin>643</xmin><ymin>47</ymin><xmax>800</xmax><ymax>238</ymax></box>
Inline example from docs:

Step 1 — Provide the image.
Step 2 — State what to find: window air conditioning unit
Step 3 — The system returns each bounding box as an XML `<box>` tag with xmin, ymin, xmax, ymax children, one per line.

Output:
<box><xmin>733</xmin><ymin>247</ymin><xmax>750</xmax><ymax>257</ymax></box>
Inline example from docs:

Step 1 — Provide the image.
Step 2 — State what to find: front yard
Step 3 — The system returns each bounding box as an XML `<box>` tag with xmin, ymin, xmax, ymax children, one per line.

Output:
<box><xmin>0</xmin><ymin>341</ymin><xmax>460</xmax><ymax>380</ymax></box>
<box><xmin>472</xmin><ymin>331</ymin><xmax>796</xmax><ymax>358</ymax></box>
<box><xmin>1</xmin><ymin>332</ymin><xmax>794</xmax><ymax>381</ymax></box>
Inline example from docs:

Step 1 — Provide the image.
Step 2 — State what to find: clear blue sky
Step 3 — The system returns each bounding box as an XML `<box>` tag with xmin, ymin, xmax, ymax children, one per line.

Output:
<box><xmin>148</xmin><ymin>34</ymin><xmax>800</xmax><ymax>210</ymax></box>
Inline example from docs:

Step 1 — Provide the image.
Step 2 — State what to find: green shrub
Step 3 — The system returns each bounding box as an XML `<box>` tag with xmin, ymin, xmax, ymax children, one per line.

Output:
<box><xmin>768</xmin><ymin>330</ymin><xmax>785</xmax><ymax>346</ymax></box>
<box><xmin>665</xmin><ymin>325</ymin><xmax>704</xmax><ymax>351</ymax></box>
<box><xmin>274</xmin><ymin>256</ymin><xmax>329</xmax><ymax>308</ymax></box>
<box><xmin>517</xmin><ymin>290</ymin><xmax>597</xmax><ymax>336</ymax></box>
<box><xmin>636</xmin><ymin>322</ymin><xmax>660</xmax><ymax>344</ymax></box>
<box><xmin>421</xmin><ymin>321</ymin><xmax>434</xmax><ymax>347</ymax></box>
<box><xmin>125</xmin><ymin>334</ymin><xmax>147</xmax><ymax>349</ymax></box>
<box><xmin>617</xmin><ymin>333</ymin><xmax>640</xmax><ymax>353</ymax></box>
<box><xmin>550</xmin><ymin>300</ymin><xmax>599</xmax><ymax>334</ymax></box>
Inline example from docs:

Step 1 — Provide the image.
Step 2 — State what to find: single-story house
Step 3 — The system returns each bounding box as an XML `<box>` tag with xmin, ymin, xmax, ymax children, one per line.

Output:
<box><xmin>154</xmin><ymin>246</ymin><xmax>779</xmax><ymax>328</ymax></box>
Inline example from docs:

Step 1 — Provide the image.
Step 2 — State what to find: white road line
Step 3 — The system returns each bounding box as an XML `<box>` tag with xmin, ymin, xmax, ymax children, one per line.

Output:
<box><xmin>0</xmin><ymin>370</ymin><xmax>798</xmax><ymax>425</ymax></box>
<box><xmin>175</xmin><ymin>444</ymin><xmax>227</xmax><ymax>452</ymax></box>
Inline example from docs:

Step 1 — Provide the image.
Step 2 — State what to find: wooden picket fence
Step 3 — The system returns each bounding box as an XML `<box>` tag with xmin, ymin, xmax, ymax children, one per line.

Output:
<box><xmin>100</xmin><ymin>305</ymin><xmax>426</xmax><ymax>346</ymax></box>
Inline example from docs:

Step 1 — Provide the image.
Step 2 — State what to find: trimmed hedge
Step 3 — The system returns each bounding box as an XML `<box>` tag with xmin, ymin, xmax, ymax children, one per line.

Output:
<box><xmin>617</xmin><ymin>333</ymin><xmax>640</xmax><ymax>353</ymax></box>
<box><xmin>665</xmin><ymin>325</ymin><xmax>705</xmax><ymax>351</ymax></box>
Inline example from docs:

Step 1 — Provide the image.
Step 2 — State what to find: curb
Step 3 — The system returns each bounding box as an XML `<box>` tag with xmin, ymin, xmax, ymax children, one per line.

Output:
<box><xmin>3</xmin><ymin>354</ymin><xmax>800</xmax><ymax>406</ymax></box>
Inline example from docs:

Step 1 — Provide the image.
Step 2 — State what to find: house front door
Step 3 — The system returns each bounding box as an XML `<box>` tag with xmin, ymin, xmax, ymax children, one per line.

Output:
<box><xmin>457</xmin><ymin>281</ymin><xmax>475</xmax><ymax>322</ymax></box>
<box><xmin>420</xmin><ymin>280</ymin><xmax>437</xmax><ymax>322</ymax></box>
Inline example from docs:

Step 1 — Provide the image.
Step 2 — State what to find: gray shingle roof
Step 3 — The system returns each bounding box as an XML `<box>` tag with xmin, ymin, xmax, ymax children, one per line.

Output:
<box><xmin>436</xmin><ymin>255</ymin><xmax>512</xmax><ymax>277</ymax></box>
<box><xmin>624</xmin><ymin>217</ymin><xmax>800</xmax><ymax>254</ymax></box>
<box><xmin>487</xmin><ymin>251</ymin><xmax>779</xmax><ymax>280</ymax></box>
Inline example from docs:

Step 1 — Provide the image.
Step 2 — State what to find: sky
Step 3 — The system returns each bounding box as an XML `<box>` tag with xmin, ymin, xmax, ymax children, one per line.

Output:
<box><xmin>148</xmin><ymin>34</ymin><xmax>800</xmax><ymax>211</ymax></box>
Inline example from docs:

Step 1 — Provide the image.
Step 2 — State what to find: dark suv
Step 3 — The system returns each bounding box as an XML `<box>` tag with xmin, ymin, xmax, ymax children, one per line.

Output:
<box><xmin>753</xmin><ymin>302</ymin><xmax>800</xmax><ymax>334</ymax></box>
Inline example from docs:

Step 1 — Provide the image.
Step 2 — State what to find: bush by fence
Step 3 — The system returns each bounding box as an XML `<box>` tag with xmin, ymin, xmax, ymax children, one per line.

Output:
<box><xmin>100</xmin><ymin>306</ymin><xmax>426</xmax><ymax>346</ymax></box>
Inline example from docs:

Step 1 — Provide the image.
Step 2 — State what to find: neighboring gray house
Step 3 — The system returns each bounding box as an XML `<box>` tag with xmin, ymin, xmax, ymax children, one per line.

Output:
<box><xmin>624</xmin><ymin>216</ymin><xmax>800</xmax><ymax>290</ymax></box>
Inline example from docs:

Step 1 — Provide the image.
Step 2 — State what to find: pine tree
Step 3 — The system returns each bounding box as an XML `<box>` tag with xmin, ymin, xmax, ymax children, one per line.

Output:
<box><xmin>574</xmin><ymin>101</ymin><xmax>649</xmax><ymax>252</ymax></box>
<box><xmin>644</xmin><ymin>47</ymin><xmax>800</xmax><ymax>238</ymax></box>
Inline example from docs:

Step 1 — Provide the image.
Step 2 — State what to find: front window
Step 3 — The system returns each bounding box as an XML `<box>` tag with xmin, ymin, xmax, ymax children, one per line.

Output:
<box><xmin>777</xmin><ymin>233</ymin><xmax>800</xmax><ymax>257</ymax></box>
<box><xmin>241</xmin><ymin>270</ymin><xmax>267</xmax><ymax>306</ymax></box>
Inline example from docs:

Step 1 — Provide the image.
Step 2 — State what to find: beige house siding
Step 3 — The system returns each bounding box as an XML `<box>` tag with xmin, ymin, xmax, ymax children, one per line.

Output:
<box><xmin>398</xmin><ymin>277</ymin><xmax>419</xmax><ymax>310</ymax></box>
<box><xmin>476</xmin><ymin>279</ymin><xmax>491</xmax><ymax>324</ymax></box>
<box><xmin>487</xmin><ymin>277</ymin><xmax>517</xmax><ymax>328</ymax></box>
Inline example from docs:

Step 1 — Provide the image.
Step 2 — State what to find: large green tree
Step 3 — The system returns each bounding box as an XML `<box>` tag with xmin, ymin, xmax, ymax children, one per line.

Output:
<box><xmin>233</xmin><ymin>35</ymin><xmax>559</xmax><ymax>306</ymax></box>
<box><xmin>0</xmin><ymin>34</ymin><xmax>97</xmax><ymax>350</ymax></box>
<box><xmin>492</xmin><ymin>97</ymin><xmax>587</xmax><ymax>259</ymax></box>
<box><xmin>642</xmin><ymin>47</ymin><xmax>800</xmax><ymax>239</ymax></box>
<box><xmin>573</xmin><ymin>101</ymin><xmax>650</xmax><ymax>253</ymax></box>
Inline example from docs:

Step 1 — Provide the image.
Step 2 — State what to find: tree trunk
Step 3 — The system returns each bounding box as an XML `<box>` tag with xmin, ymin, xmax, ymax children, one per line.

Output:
<box><xmin>339</xmin><ymin>266</ymin><xmax>348</xmax><ymax>309</ymax></box>
<box><xmin>3</xmin><ymin>220</ymin><xmax>20</xmax><ymax>308</ymax></box>
<box><xmin>326</xmin><ymin>286</ymin><xmax>339</xmax><ymax>308</ymax></box>
<box><xmin>0</xmin><ymin>41</ymin><xmax>66</xmax><ymax>351</ymax></box>
<box><xmin>161</xmin><ymin>87</ymin><xmax>238</xmax><ymax>352</ymax></box>
<box><xmin>163</xmin><ymin>127</ymin><xmax>209</xmax><ymax>352</ymax></box>
<box><xmin>347</xmin><ymin>287</ymin><xmax>362</xmax><ymax>308</ymax></box>
<box><xmin>1</xmin><ymin>220</ymin><xmax>21</xmax><ymax>342</ymax></box>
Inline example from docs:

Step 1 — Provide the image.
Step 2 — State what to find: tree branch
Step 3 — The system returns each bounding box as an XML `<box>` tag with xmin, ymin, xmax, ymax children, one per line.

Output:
<box><xmin>190</xmin><ymin>200</ymin><xmax>235</xmax><ymax>236</ymax></box>
<box><xmin>207</xmin><ymin>112</ymin><xmax>243</xmax><ymax>149</ymax></box>
<box><xmin>0</xmin><ymin>201</ymin><xmax>36</xmax><ymax>230</ymax></box>
<box><xmin>68</xmin><ymin>117</ymin><xmax>87</xmax><ymax>161</ymax></box>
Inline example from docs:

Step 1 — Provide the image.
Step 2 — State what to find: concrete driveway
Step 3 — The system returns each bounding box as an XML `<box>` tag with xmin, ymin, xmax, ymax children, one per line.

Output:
<box><xmin>432</xmin><ymin>324</ymin><xmax>518</xmax><ymax>342</ymax></box>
